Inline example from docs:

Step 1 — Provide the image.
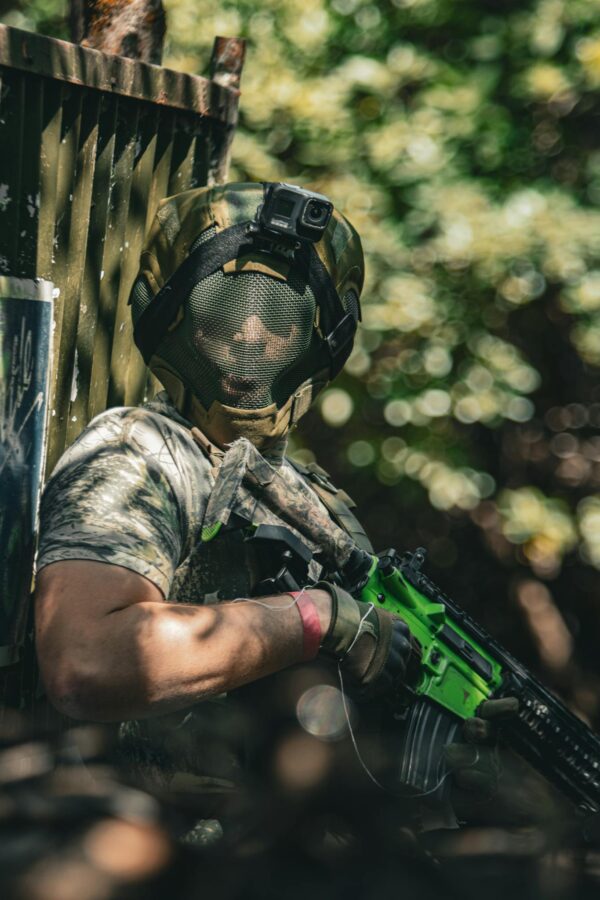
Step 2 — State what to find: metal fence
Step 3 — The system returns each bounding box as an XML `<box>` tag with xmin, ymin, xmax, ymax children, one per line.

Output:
<box><xmin>0</xmin><ymin>23</ymin><xmax>243</xmax><ymax>475</ymax></box>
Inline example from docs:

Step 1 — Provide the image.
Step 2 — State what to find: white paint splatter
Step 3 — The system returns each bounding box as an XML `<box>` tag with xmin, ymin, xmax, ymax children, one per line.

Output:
<box><xmin>70</xmin><ymin>349</ymin><xmax>79</xmax><ymax>403</ymax></box>
<box><xmin>26</xmin><ymin>193</ymin><xmax>38</xmax><ymax>218</ymax></box>
<box><xmin>0</xmin><ymin>184</ymin><xmax>11</xmax><ymax>211</ymax></box>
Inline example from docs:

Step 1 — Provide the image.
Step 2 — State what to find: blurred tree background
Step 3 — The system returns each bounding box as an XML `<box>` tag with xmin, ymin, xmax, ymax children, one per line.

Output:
<box><xmin>2</xmin><ymin>0</ymin><xmax>600</xmax><ymax>723</ymax></box>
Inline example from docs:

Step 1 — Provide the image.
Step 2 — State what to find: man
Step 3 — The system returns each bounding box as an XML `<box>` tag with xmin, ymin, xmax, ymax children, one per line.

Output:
<box><xmin>34</xmin><ymin>182</ymin><xmax>524</xmax><ymax>843</ymax></box>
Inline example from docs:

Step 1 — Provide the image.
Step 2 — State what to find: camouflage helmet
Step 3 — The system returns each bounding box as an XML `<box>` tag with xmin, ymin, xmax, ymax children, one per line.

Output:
<box><xmin>130</xmin><ymin>182</ymin><xmax>364</xmax><ymax>449</ymax></box>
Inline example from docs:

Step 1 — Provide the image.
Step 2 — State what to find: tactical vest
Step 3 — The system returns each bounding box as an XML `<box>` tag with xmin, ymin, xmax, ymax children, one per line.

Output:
<box><xmin>189</xmin><ymin>426</ymin><xmax>374</xmax><ymax>563</ymax></box>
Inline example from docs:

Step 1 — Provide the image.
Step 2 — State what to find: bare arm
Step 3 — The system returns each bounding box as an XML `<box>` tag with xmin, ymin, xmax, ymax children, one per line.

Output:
<box><xmin>35</xmin><ymin>560</ymin><xmax>331</xmax><ymax>722</ymax></box>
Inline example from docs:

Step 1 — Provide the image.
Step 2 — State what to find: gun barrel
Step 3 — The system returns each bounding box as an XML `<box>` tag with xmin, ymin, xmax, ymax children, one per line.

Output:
<box><xmin>498</xmin><ymin>674</ymin><xmax>600</xmax><ymax>813</ymax></box>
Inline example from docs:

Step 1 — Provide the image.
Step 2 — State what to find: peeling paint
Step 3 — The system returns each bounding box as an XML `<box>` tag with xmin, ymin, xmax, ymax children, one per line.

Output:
<box><xmin>0</xmin><ymin>184</ymin><xmax>11</xmax><ymax>212</ymax></box>
<box><xmin>26</xmin><ymin>193</ymin><xmax>40</xmax><ymax>218</ymax></box>
<box><xmin>70</xmin><ymin>349</ymin><xmax>79</xmax><ymax>403</ymax></box>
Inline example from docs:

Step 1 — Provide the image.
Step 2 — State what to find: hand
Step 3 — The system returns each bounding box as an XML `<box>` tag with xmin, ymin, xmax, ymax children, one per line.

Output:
<box><xmin>445</xmin><ymin>698</ymin><xmax>516</xmax><ymax>793</ymax></box>
<box><xmin>444</xmin><ymin>698</ymin><xmax>571</xmax><ymax>830</ymax></box>
<box><xmin>317</xmin><ymin>582</ymin><xmax>420</xmax><ymax>699</ymax></box>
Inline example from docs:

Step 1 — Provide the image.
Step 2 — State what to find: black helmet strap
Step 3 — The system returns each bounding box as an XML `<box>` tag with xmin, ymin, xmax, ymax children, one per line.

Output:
<box><xmin>132</xmin><ymin>222</ymin><xmax>356</xmax><ymax>373</ymax></box>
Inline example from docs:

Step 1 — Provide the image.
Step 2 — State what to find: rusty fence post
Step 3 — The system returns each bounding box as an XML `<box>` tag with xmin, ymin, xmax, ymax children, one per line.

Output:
<box><xmin>69</xmin><ymin>0</ymin><xmax>166</xmax><ymax>65</ymax></box>
<box><xmin>207</xmin><ymin>36</ymin><xmax>246</xmax><ymax>185</ymax></box>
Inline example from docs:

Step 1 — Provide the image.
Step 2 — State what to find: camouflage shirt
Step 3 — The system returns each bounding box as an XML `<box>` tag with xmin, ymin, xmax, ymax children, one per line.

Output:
<box><xmin>36</xmin><ymin>393</ymin><xmax>332</xmax><ymax>797</ymax></box>
<box><xmin>37</xmin><ymin>392</ymin><xmax>324</xmax><ymax>603</ymax></box>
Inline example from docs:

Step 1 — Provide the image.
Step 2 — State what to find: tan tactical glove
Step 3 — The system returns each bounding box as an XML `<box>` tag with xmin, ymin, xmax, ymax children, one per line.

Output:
<box><xmin>317</xmin><ymin>582</ymin><xmax>420</xmax><ymax>699</ymax></box>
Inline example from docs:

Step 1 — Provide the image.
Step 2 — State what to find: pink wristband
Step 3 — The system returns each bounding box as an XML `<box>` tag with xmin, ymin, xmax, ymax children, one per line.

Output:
<box><xmin>289</xmin><ymin>592</ymin><xmax>322</xmax><ymax>661</ymax></box>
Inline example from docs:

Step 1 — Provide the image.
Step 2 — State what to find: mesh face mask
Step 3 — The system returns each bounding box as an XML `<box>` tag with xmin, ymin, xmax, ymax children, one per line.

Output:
<box><xmin>131</xmin><ymin>183</ymin><xmax>364</xmax><ymax>447</ymax></box>
<box><xmin>132</xmin><ymin>228</ymin><xmax>325</xmax><ymax>411</ymax></box>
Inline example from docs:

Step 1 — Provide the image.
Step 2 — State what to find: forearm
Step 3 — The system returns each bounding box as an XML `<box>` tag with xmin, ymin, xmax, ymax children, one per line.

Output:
<box><xmin>38</xmin><ymin>579</ymin><xmax>330</xmax><ymax>722</ymax></box>
<box><xmin>91</xmin><ymin>594</ymin><xmax>326</xmax><ymax>719</ymax></box>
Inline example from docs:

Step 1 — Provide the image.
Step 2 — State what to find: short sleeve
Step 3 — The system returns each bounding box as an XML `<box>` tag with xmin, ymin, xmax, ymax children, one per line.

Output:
<box><xmin>37</xmin><ymin>409</ymin><xmax>190</xmax><ymax>597</ymax></box>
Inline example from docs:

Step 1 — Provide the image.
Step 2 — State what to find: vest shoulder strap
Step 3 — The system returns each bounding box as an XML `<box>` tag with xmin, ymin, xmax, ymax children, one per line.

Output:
<box><xmin>287</xmin><ymin>458</ymin><xmax>374</xmax><ymax>554</ymax></box>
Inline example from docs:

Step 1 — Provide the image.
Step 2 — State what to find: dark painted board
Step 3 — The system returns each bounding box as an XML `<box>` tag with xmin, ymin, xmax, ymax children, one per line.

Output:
<box><xmin>124</xmin><ymin>109</ymin><xmax>175</xmax><ymax>407</ymax></box>
<box><xmin>16</xmin><ymin>73</ymin><xmax>44</xmax><ymax>278</ymax></box>
<box><xmin>0</xmin><ymin>278</ymin><xmax>52</xmax><ymax>666</ymax></box>
<box><xmin>45</xmin><ymin>90</ymin><xmax>101</xmax><ymax>476</ymax></box>
<box><xmin>108</xmin><ymin>102</ymin><xmax>159</xmax><ymax>409</ymax></box>
<box><xmin>87</xmin><ymin>97</ymin><xmax>140</xmax><ymax>420</ymax></box>
<box><xmin>65</xmin><ymin>94</ymin><xmax>118</xmax><ymax>448</ymax></box>
<box><xmin>36</xmin><ymin>79</ymin><xmax>64</xmax><ymax>281</ymax></box>
<box><xmin>0</xmin><ymin>68</ymin><xmax>25</xmax><ymax>274</ymax></box>
<box><xmin>44</xmin><ymin>84</ymin><xmax>82</xmax><ymax>418</ymax></box>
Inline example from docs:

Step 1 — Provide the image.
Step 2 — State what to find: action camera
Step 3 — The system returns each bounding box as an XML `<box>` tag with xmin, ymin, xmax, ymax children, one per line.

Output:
<box><xmin>256</xmin><ymin>183</ymin><xmax>333</xmax><ymax>244</ymax></box>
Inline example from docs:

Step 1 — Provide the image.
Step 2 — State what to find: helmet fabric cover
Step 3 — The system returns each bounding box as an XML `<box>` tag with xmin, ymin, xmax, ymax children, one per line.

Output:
<box><xmin>131</xmin><ymin>183</ymin><xmax>364</xmax><ymax>449</ymax></box>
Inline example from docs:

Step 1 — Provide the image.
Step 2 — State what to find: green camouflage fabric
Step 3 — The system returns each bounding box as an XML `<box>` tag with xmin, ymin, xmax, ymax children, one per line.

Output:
<box><xmin>203</xmin><ymin>436</ymin><xmax>356</xmax><ymax>570</ymax></box>
<box><xmin>36</xmin><ymin>392</ymin><xmax>336</xmax><ymax>797</ymax></box>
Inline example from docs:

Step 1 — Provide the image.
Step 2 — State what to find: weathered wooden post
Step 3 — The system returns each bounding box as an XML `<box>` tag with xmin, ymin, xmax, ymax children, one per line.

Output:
<box><xmin>70</xmin><ymin>0</ymin><xmax>166</xmax><ymax>64</ymax></box>
<box><xmin>207</xmin><ymin>36</ymin><xmax>246</xmax><ymax>185</ymax></box>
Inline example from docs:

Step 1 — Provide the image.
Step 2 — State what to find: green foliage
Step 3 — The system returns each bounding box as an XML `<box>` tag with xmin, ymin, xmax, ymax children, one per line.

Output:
<box><xmin>0</xmin><ymin>0</ymin><xmax>66</xmax><ymax>37</ymax></box>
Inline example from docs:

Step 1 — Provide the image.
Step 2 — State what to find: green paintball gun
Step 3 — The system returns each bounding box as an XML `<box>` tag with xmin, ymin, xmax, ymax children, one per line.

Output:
<box><xmin>352</xmin><ymin>544</ymin><xmax>600</xmax><ymax>814</ymax></box>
